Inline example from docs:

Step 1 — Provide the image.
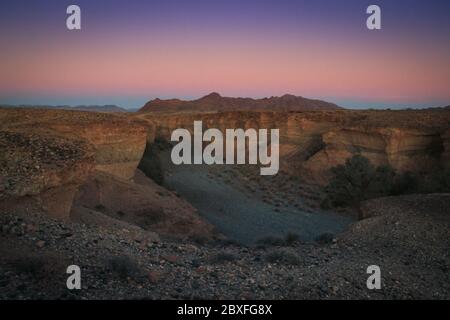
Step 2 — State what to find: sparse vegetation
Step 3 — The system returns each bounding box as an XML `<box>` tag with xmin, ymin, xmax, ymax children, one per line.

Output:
<box><xmin>256</xmin><ymin>236</ymin><xmax>286</xmax><ymax>247</ymax></box>
<box><xmin>285</xmin><ymin>232</ymin><xmax>300</xmax><ymax>245</ymax></box>
<box><xmin>420</xmin><ymin>169</ymin><xmax>450</xmax><ymax>194</ymax></box>
<box><xmin>322</xmin><ymin>155</ymin><xmax>395</xmax><ymax>207</ymax></box>
<box><xmin>209</xmin><ymin>252</ymin><xmax>238</xmax><ymax>264</ymax></box>
<box><xmin>106</xmin><ymin>256</ymin><xmax>141</xmax><ymax>280</ymax></box>
<box><xmin>8</xmin><ymin>254</ymin><xmax>67</xmax><ymax>282</ymax></box>
<box><xmin>11</xmin><ymin>256</ymin><xmax>47</xmax><ymax>275</ymax></box>
<box><xmin>156</xmin><ymin>190</ymin><xmax>168</xmax><ymax>197</ymax></box>
<box><xmin>256</xmin><ymin>233</ymin><xmax>302</xmax><ymax>247</ymax></box>
<box><xmin>190</xmin><ymin>234</ymin><xmax>209</xmax><ymax>245</ymax></box>
<box><xmin>265</xmin><ymin>249</ymin><xmax>301</xmax><ymax>265</ymax></box>
<box><xmin>391</xmin><ymin>171</ymin><xmax>420</xmax><ymax>195</ymax></box>
<box><xmin>95</xmin><ymin>204</ymin><xmax>106</xmax><ymax>211</ymax></box>
<box><xmin>315</xmin><ymin>232</ymin><xmax>335</xmax><ymax>244</ymax></box>
<box><xmin>322</xmin><ymin>155</ymin><xmax>450</xmax><ymax>208</ymax></box>
<box><xmin>213</xmin><ymin>238</ymin><xmax>240</xmax><ymax>247</ymax></box>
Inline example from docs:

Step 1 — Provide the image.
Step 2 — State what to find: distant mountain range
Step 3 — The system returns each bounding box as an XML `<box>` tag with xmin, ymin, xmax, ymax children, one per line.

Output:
<box><xmin>0</xmin><ymin>104</ymin><xmax>129</xmax><ymax>113</ymax></box>
<box><xmin>140</xmin><ymin>92</ymin><xmax>342</xmax><ymax>113</ymax></box>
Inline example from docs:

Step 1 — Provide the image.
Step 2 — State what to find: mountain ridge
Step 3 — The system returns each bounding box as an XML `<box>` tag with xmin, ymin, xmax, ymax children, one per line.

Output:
<box><xmin>140</xmin><ymin>93</ymin><xmax>342</xmax><ymax>113</ymax></box>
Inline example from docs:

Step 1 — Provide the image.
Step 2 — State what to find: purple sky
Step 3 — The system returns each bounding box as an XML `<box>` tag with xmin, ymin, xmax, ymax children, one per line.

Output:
<box><xmin>1</xmin><ymin>0</ymin><xmax>449</xmax><ymax>109</ymax></box>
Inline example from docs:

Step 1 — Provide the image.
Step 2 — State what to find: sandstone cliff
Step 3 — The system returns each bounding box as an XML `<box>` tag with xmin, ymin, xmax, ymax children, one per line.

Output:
<box><xmin>135</xmin><ymin>109</ymin><xmax>450</xmax><ymax>184</ymax></box>
<box><xmin>0</xmin><ymin>108</ymin><xmax>214</xmax><ymax>239</ymax></box>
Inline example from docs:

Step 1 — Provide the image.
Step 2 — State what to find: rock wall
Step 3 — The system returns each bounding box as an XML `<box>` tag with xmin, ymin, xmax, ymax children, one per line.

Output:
<box><xmin>0</xmin><ymin>109</ymin><xmax>147</xmax><ymax>218</ymax></box>
<box><xmin>0</xmin><ymin>108</ymin><xmax>217</xmax><ymax>239</ymax></box>
<box><xmin>442</xmin><ymin>129</ymin><xmax>450</xmax><ymax>170</ymax></box>
<box><xmin>48</xmin><ymin>119</ymin><xmax>147</xmax><ymax>180</ymax></box>
<box><xmin>0</xmin><ymin>130</ymin><xmax>94</xmax><ymax>219</ymax></box>
<box><xmin>136</xmin><ymin>109</ymin><xmax>450</xmax><ymax>185</ymax></box>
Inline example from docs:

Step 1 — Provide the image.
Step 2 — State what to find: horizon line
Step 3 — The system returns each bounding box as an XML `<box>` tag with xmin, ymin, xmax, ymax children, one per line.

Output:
<box><xmin>1</xmin><ymin>91</ymin><xmax>449</xmax><ymax>110</ymax></box>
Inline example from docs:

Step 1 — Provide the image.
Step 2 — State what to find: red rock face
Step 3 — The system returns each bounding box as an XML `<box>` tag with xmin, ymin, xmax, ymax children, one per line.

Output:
<box><xmin>135</xmin><ymin>109</ymin><xmax>450</xmax><ymax>184</ymax></box>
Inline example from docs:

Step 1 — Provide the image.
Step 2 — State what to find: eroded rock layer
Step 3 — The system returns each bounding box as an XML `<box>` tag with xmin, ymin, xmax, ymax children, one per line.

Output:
<box><xmin>0</xmin><ymin>108</ymin><xmax>215</xmax><ymax>239</ymax></box>
<box><xmin>136</xmin><ymin>109</ymin><xmax>450</xmax><ymax>184</ymax></box>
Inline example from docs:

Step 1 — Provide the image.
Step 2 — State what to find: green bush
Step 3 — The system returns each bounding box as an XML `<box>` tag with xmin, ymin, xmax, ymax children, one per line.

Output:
<box><xmin>392</xmin><ymin>169</ymin><xmax>450</xmax><ymax>195</ymax></box>
<box><xmin>391</xmin><ymin>171</ymin><xmax>420</xmax><ymax>195</ymax></box>
<box><xmin>323</xmin><ymin>155</ymin><xmax>450</xmax><ymax>208</ymax></box>
<box><xmin>323</xmin><ymin>155</ymin><xmax>395</xmax><ymax>207</ymax></box>
<box><xmin>367</xmin><ymin>165</ymin><xmax>396</xmax><ymax>197</ymax></box>
<box><xmin>421</xmin><ymin>169</ymin><xmax>450</xmax><ymax>193</ymax></box>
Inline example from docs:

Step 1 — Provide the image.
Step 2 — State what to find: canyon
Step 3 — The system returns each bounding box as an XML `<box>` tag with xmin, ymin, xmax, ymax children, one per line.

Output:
<box><xmin>170</xmin><ymin>121</ymin><xmax>280</xmax><ymax>175</ymax></box>
<box><xmin>0</xmin><ymin>97</ymin><xmax>449</xmax><ymax>299</ymax></box>
<box><xmin>1</xmin><ymin>102</ymin><xmax>449</xmax><ymax>237</ymax></box>
<box><xmin>136</xmin><ymin>105</ymin><xmax>450</xmax><ymax>185</ymax></box>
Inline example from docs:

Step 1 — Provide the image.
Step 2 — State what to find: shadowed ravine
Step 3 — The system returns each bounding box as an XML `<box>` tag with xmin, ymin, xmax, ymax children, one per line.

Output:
<box><xmin>158</xmin><ymin>150</ymin><xmax>353</xmax><ymax>245</ymax></box>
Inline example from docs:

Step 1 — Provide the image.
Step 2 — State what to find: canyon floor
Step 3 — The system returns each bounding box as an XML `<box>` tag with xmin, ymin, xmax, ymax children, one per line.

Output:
<box><xmin>160</xmin><ymin>150</ymin><xmax>353</xmax><ymax>245</ymax></box>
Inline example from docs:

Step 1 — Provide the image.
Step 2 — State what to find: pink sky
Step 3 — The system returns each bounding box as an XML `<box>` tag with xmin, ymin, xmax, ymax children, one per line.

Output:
<box><xmin>1</xmin><ymin>0</ymin><xmax>449</xmax><ymax>108</ymax></box>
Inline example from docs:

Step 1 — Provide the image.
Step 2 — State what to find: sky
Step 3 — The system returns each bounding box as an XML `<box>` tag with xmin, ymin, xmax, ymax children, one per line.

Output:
<box><xmin>0</xmin><ymin>0</ymin><xmax>449</xmax><ymax>109</ymax></box>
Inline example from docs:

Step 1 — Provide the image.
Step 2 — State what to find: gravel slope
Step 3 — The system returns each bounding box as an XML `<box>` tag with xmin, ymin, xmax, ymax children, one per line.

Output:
<box><xmin>0</xmin><ymin>194</ymin><xmax>448</xmax><ymax>299</ymax></box>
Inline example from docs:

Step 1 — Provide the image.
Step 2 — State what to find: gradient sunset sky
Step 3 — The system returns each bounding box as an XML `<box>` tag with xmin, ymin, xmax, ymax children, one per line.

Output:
<box><xmin>1</xmin><ymin>0</ymin><xmax>449</xmax><ymax>109</ymax></box>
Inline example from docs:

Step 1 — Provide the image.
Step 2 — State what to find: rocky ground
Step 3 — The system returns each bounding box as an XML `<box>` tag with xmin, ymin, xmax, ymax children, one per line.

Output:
<box><xmin>0</xmin><ymin>194</ymin><xmax>448</xmax><ymax>300</ymax></box>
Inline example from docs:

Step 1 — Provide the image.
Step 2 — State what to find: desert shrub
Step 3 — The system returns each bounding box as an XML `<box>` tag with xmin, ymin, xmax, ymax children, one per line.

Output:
<box><xmin>323</xmin><ymin>155</ymin><xmax>396</xmax><ymax>207</ymax></box>
<box><xmin>256</xmin><ymin>236</ymin><xmax>285</xmax><ymax>247</ymax></box>
<box><xmin>256</xmin><ymin>233</ymin><xmax>301</xmax><ymax>247</ymax></box>
<box><xmin>265</xmin><ymin>249</ymin><xmax>300</xmax><ymax>265</ymax></box>
<box><xmin>284</xmin><ymin>232</ymin><xmax>300</xmax><ymax>245</ymax></box>
<box><xmin>95</xmin><ymin>204</ymin><xmax>106</xmax><ymax>211</ymax></box>
<box><xmin>11</xmin><ymin>256</ymin><xmax>47</xmax><ymax>275</ymax></box>
<box><xmin>106</xmin><ymin>256</ymin><xmax>141</xmax><ymax>280</ymax></box>
<box><xmin>190</xmin><ymin>234</ymin><xmax>209</xmax><ymax>245</ymax></box>
<box><xmin>213</xmin><ymin>238</ymin><xmax>240</xmax><ymax>247</ymax></box>
<box><xmin>324</xmin><ymin>155</ymin><xmax>450</xmax><ymax>208</ymax></box>
<box><xmin>420</xmin><ymin>169</ymin><xmax>450</xmax><ymax>193</ymax></box>
<box><xmin>367</xmin><ymin>165</ymin><xmax>396</xmax><ymax>196</ymax></box>
<box><xmin>315</xmin><ymin>232</ymin><xmax>335</xmax><ymax>244</ymax></box>
<box><xmin>9</xmin><ymin>254</ymin><xmax>68</xmax><ymax>282</ymax></box>
<box><xmin>209</xmin><ymin>252</ymin><xmax>238</xmax><ymax>264</ymax></box>
<box><xmin>392</xmin><ymin>169</ymin><xmax>450</xmax><ymax>195</ymax></box>
<box><xmin>392</xmin><ymin>171</ymin><xmax>420</xmax><ymax>195</ymax></box>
